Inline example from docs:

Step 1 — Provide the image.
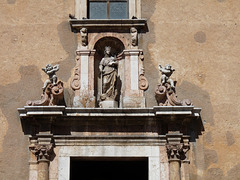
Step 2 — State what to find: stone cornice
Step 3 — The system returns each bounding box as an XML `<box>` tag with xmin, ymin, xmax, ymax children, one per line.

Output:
<box><xmin>69</xmin><ymin>19</ymin><xmax>148</xmax><ymax>33</ymax></box>
<box><xmin>18</xmin><ymin>106</ymin><xmax>201</xmax><ymax>118</ymax></box>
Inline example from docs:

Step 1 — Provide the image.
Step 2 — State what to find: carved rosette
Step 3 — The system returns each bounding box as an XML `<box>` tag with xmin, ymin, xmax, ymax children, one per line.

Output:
<box><xmin>166</xmin><ymin>143</ymin><xmax>190</xmax><ymax>162</ymax></box>
<box><xmin>29</xmin><ymin>144</ymin><xmax>53</xmax><ymax>161</ymax></box>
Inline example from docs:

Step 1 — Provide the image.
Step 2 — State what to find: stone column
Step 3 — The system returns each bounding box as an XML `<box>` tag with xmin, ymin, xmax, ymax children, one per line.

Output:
<box><xmin>29</xmin><ymin>144</ymin><xmax>53</xmax><ymax>180</ymax></box>
<box><xmin>166</xmin><ymin>133</ymin><xmax>190</xmax><ymax>180</ymax></box>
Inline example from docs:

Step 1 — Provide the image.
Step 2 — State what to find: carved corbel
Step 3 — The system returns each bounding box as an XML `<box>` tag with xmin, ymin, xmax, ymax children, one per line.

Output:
<box><xmin>29</xmin><ymin>144</ymin><xmax>53</xmax><ymax>162</ymax></box>
<box><xmin>130</xmin><ymin>27</ymin><xmax>138</xmax><ymax>46</ymax></box>
<box><xmin>80</xmin><ymin>28</ymin><xmax>88</xmax><ymax>46</ymax></box>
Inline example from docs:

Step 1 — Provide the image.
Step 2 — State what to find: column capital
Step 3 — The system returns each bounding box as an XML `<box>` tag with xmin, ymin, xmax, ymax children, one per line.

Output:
<box><xmin>166</xmin><ymin>133</ymin><xmax>190</xmax><ymax>162</ymax></box>
<box><xmin>29</xmin><ymin>144</ymin><xmax>53</xmax><ymax>162</ymax></box>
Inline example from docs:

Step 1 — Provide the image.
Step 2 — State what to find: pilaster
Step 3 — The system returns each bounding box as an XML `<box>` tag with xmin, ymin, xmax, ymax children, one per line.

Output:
<box><xmin>166</xmin><ymin>133</ymin><xmax>190</xmax><ymax>180</ymax></box>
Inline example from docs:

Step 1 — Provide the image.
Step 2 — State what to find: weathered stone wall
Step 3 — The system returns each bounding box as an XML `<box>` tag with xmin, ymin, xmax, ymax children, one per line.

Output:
<box><xmin>0</xmin><ymin>0</ymin><xmax>239</xmax><ymax>179</ymax></box>
<box><xmin>0</xmin><ymin>1</ymin><xmax>76</xmax><ymax>179</ymax></box>
<box><xmin>142</xmin><ymin>0</ymin><xmax>240</xmax><ymax>179</ymax></box>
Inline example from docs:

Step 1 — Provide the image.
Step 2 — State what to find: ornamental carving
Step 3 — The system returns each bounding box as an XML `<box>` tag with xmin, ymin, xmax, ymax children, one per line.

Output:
<box><xmin>130</xmin><ymin>27</ymin><xmax>138</xmax><ymax>46</ymax></box>
<box><xmin>155</xmin><ymin>64</ymin><xmax>192</xmax><ymax>106</ymax></box>
<box><xmin>139</xmin><ymin>51</ymin><xmax>149</xmax><ymax>91</ymax></box>
<box><xmin>71</xmin><ymin>53</ymin><xmax>81</xmax><ymax>90</ymax></box>
<box><xmin>29</xmin><ymin>144</ymin><xmax>53</xmax><ymax>161</ymax></box>
<box><xmin>80</xmin><ymin>28</ymin><xmax>88</xmax><ymax>46</ymax></box>
<box><xmin>166</xmin><ymin>143</ymin><xmax>189</xmax><ymax>161</ymax></box>
<box><xmin>26</xmin><ymin>64</ymin><xmax>64</xmax><ymax>106</ymax></box>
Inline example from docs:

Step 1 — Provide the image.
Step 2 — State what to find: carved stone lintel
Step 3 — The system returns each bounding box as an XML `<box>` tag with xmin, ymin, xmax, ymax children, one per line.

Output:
<box><xmin>29</xmin><ymin>144</ymin><xmax>53</xmax><ymax>162</ymax></box>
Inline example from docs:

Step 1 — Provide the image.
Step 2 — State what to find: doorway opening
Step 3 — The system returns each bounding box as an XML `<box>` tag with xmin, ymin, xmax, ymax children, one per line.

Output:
<box><xmin>70</xmin><ymin>157</ymin><xmax>148</xmax><ymax>180</ymax></box>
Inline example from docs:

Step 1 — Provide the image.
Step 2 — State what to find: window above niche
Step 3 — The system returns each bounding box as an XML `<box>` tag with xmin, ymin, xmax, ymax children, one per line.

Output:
<box><xmin>88</xmin><ymin>0</ymin><xmax>128</xmax><ymax>19</ymax></box>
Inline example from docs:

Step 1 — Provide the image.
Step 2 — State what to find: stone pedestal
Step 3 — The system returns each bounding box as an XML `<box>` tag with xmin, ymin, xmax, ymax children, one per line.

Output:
<box><xmin>99</xmin><ymin>100</ymin><xmax>118</xmax><ymax>108</ymax></box>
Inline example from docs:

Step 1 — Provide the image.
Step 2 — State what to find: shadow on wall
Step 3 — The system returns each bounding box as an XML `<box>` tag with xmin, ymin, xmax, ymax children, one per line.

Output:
<box><xmin>57</xmin><ymin>21</ymin><xmax>78</xmax><ymax>106</ymax></box>
<box><xmin>178</xmin><ymin>81</ymin><xmax>214</xmax><ymax>126</ymax></box>
<box><xmin>140</xmin><ymin>0</ymin><xmax>159</xmax><ymax>107</ymax></box>
<box><xmin>0</xmin><ymin>65</ymin><xmax>43</xmax><ymax>180</ymax></box>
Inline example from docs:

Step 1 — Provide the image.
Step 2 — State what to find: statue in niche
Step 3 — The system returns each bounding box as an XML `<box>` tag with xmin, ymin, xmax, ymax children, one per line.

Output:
<box><xmin>80</xmin><ymin>28</ymin><xmax>88</xmax><ymax>46</ymax></box>
<box><xmin>99</xmin><ymin>46</ymin><xmax>118</xmax><ymax>102</ymax></box>
<box><xmin>26</xmin><ymin>64</ymin><xmax>64</xmax><ymax>106</ymax></box>
<box><xmin>155</xmin><ymin>64</ymin><xmax>192</xmax><ymax>106</ymax></box>
<box><xmin>130</xmin><ymin>27</ymin><xmax>138</xmax><ymax>46</ymax></box>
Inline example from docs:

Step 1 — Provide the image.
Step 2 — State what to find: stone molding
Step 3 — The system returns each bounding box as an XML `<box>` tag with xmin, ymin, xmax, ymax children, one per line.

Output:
<box><xmin>69</xmin><ymin>19</ymin><xmax>148</xmax><ymax>33</ymax></box>
<box><xmin>18</xmin><ymin>106</ymin><xmax>201</xmax><ymax>117</ymax></box>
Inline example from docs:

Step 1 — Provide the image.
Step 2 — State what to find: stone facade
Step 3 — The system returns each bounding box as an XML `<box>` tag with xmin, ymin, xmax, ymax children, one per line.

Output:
<box><xmin>0</xmin><ymin>0</ymin><xmax>240</xmax><ymax>180</ymax></box>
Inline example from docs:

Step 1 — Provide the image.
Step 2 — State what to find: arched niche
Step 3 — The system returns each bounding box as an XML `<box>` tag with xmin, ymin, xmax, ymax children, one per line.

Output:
<box><xmin>93</xmin><ymin>37</ymin><xmax>125</xmax><ymax>107</ymax></box>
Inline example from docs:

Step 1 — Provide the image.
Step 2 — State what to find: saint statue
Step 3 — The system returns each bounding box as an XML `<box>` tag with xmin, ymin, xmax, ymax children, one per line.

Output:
<box><xmin>99</xmin><ymin>46</ymin><xmax>118</xmax><ymax>101</ymax></box>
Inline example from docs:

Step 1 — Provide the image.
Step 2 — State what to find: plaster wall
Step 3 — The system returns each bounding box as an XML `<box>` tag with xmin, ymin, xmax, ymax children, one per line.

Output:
<box><xmin>0</xmin><ymin>0</ymin><xmax>239</xmax><ymax>179</ymax></box>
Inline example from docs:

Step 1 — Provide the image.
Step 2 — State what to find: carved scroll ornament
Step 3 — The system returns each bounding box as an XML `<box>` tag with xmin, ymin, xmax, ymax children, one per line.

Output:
<box><xmin>138</xmin><ymin>51</ymin><xmax>149</xmax><ymax>91</ymax></box>
<box><xmin>155</xmin><ymin>64</ymin><xmax>192</xmax><ymax>106</ymax></box>
<box><xmin>26</xmin><ymin>64</ymin><xmax>64</xmax><ymax>106</ymax></box>
<box><xmin>71</xmin><ymin>53</ymin><xmax>81</xmax><ymax>90</ymax></box>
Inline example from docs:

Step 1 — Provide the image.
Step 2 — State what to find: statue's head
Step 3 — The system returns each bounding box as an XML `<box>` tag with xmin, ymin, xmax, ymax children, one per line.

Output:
<box><xmin>130</xmin><ymin>27</ymin><xmax>137</xmax><ymax>33</ymax></box>
<box><xmin>46</xmin><ymin>64</ymin><xmax>53</xmax><ymax>71</ymax></box>
<box><xmin>80</xmin><ymin>28</ymin><xmax>87</xmax><ymax>33</ymax></box>
<box><xmin>104</xmin><ymin>46</ymin><xmax>111</xmax><ymax>55</ymax></box>
<box><xmin>165</xmin><ymin>64</ymin><xmax>172</xmax><ymax>70</ymax></box>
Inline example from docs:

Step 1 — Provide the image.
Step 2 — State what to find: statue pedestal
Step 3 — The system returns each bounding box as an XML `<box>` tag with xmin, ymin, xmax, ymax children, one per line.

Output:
<box><xmin>99</xmin><ymin>100</ymin><xmax>118</xmax><ymax>108</ymax></box>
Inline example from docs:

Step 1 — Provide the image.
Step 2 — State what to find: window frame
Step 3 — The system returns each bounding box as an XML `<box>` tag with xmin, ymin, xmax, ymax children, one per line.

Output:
<box><xmin>88</xmin><ymin>0</ymin><xmax>129</xmax><ymax>19</ymax></box>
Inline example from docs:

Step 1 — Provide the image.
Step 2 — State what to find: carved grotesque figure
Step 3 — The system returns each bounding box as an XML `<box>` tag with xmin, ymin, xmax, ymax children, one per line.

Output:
<box><xmin>42</xmin><ymin>64</ymin><xmax>59</xmax><ymax>91</ymax></box>
<box><xmin>159</xmin><ymin>64</ymin><xmax>175</xmax><ymax>89</ymax></box>
<box><xmin>99</xmin><ymin>46</ymin><xmax>118</xmax><ymax>101</ymax></box>
<box><xmin>130</xmin><ymin>27</ymin><xmax>138</xmax><ymax>46</ymax></box>
<box><xmin>80</xmin><ymin>28</ymin><xmax>88</xmax><ymax>46</ymax></box>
